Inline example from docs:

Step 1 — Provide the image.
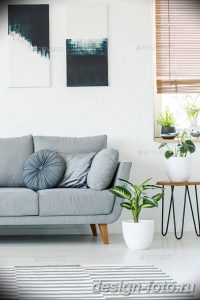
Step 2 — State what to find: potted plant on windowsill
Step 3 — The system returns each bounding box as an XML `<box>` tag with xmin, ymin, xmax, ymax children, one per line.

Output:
<box><xmin>109</xmin><ymin>179</ymin><xmax>164</xmax><ymax>250</ymax></box>
<box><xmin>156</xmin><ymin>108</ymin><xmax>176</xmax><ymax>139</ymax></box>
<box><xmin>158</xmin><ymin>131</ymin><xmax>196</xmax><ymax>182</ymax></box>
<box><xmin>184</xmin><ymin>96</ymin><xmax>200</xmax><ymax>128</ymax></box>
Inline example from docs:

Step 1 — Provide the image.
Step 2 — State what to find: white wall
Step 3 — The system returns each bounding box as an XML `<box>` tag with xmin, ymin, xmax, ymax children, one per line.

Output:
<box><xmin>0</xmin><ymin>0</ymin><xmax>199</xmax><ymax>235</ymax></box>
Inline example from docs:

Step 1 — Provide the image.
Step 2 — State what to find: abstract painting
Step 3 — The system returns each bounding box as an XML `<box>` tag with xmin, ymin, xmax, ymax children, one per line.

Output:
<box><xmin>67</xmin><ymin>39</ymin><xmax>108</xmax><ymax>86</ymax></box>
<box><xmin>66</xmin><ymin>4</ymin><xmax>108</xmax><ymax>87</ymax></box>
<box><xmin>8</xmin><ymin>5</ymin><xmax>50</xmax><ymax>87</ymax></box>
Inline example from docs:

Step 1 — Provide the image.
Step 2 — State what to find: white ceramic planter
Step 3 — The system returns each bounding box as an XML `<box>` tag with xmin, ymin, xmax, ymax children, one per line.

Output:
<box><xmin>165</xmin><ymin>157</ymin><xmax>191</xmax><ymax>182</ymax></box>
<box><xmin>122</xmin><ymin>220</ymin><xmax>154</xmax><ymax>250</ymax></box>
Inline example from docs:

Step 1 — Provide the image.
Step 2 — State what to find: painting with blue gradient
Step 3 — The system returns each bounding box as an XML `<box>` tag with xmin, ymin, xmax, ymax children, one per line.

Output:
<box><xmin>8</xmin><ymin>4</ymin><xmax>50</xmax><ymax>87</ymax></box>
<box><xmin>8</xmin><ymin>5</ymin><xmax>49</xmax><ymax>58</ymax></box>
<box><xmin>67</xmin><ymin>39</ymin><xmax>108</xmax><ymax>87</ymax></box>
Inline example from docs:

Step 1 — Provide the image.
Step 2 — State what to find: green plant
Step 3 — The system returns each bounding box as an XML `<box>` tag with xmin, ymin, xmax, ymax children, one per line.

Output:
<box><xmin>109</xmin><ymin>179</ymin><xmax>164</xmax><ymax>223</ymax></box>
<box><xmin>184</xmin><ymin>96</ymin><xmax>200</xmax><ymax>123</ymax></box>
<box><xmin>191</xmin><ymin>130</ymin><xmax>200</xmax><ymax>138</ymax></box>
<box><xmin>156</xmin><ymin>108</ymin><xmax>175</xmax><ymax>127</ymax></box>
<box><xmin>159</xmin><ymin>131</ymin><xmax>196</xmax><ymax>158</ymax></box>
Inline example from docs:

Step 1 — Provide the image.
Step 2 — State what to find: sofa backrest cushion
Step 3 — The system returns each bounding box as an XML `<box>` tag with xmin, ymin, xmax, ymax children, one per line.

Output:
<box><xmin>33</xmin><ymin>135</ymin><xmax>107</xmax><ymax>154</ymax></box>
<box><xmin>87</xmin><ymin>148</ymin><xmax>119</xmax><ymax>191</ymax></box>
<box><xmin>0</xmin><ymin>135</ymin><xmax>34</xmax><ymax>187</ymax></box>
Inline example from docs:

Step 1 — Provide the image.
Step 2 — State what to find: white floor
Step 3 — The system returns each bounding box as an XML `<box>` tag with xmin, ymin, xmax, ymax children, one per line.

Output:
<box><xmin>0</xmin><ymin>232</ymin><xmax>199</xmax><ymax>298</ymax></box>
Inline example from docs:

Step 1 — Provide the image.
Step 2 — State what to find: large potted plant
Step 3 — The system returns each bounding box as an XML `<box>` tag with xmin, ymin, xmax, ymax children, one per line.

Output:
<box><xmin>110</xmin><ymin>179</ymin><xmax>163</xmax><ymax>250</ymax></box>
<box><xmin>156</xmin><ymin>108</ymin><xmax>176</xmax><ymax>139</ymax></box>
<box><xmin>159</xmin><ymin>132</ymin><xmax>196</xmax><ymax>182</ymax></box>
<box><xmin>184</xmin><ymin>97</ymin><xmax>200</xmax><ymax>128</ymax></box>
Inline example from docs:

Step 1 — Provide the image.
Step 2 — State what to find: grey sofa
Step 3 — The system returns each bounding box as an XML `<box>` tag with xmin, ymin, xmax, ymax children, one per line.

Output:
<box><xmin>0</xmin><ymin>135</ymin><xmax>131</xmax><ymax>244</ymax></box>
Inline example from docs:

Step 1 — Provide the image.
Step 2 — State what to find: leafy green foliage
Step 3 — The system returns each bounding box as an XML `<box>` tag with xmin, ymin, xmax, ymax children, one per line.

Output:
<box><xmin>143</xmin><ymin>184</ymin><xmax>164</xmax><ymax>190</ymax></box>
<box><xmin>158</xmin><ymin>131</ymin><xmax>196</xmax><ymax>159</ymax></box>
<box><xmin>165</xmin><ymin>150</ymin><xmax>174</xmax><ymax>159</ymax></box>
<box><xmin>156</xmin><ymin>108</ymin><xmax>175</xmax><ymax>127</ymax></box>
<box><xmin>121</xmin><ymin>202</ymin><xmax>132</xmax><ymax>210</ymax></box>
<box><xmin>152</xmin><ymin>193</ymin><xmax>164</xmax><ymax>201</ymax></box>
<box><xmin>109</xmin><ymin>179</ymin><xmax>164</xmax><ymax>223</ymax></box>
<box><xmin>184</xmin><ymin>140</ymin><xmax>195</xmax><ymax>153</ymax></box>
<box><xmin>159</xmin><ymin>142</ymin><xmax>167</xmax><ymax>149</ymax></box>
<box><xmin>109</xmin><ymin>186</ymin><xmax>132</xmax><ymax>200</ymax></box>
<box><xmin>143</xmin><ymin>197</ymin><xmax>158</xmax><ymax>207</ymax></box>
<box><xmin>140</xmin><ymin>203</ymin><xmax>155</xmax><ymax>208</ymax></box>
<box><xmin>184</xmin><ymin>97</ymin><xmax>200</xmax><ymax>120</ymax></box>
<box><xmin>191</xmin><ymin>131</ymin><xmax>200</xmax><ymax>138</ymax></box>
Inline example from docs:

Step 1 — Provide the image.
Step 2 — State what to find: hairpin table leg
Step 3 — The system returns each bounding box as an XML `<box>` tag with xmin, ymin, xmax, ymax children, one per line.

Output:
<box><xmin>186</xmin><ymin>186</ymin><xmax>200</xmax><ymax>236</ymax></box>
<box><xmin>162</xmin><ymin>185</ymin><xmax>174</xmax><ymax>236</ymax></box>
<box><xmin>162</xmin><ymin>186</ymin><xmax>188</xmax><ymax>240</ymax></box>
<box><xmin>172</xmin><ymin>186</ymin><xmax>187</xmax><ymax>240</ymax></box>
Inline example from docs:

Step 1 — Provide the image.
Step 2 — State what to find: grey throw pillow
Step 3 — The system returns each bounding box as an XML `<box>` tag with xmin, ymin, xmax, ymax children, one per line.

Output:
<box><xmin>23</xmin><ymin>149</ymin><xmax>66</xmax><ymax>191</ymax></box>
<box><xmin>87</xmin><ymin>148</ymin><xmax>119</xmax><ymax>191</ymax></box>
<box><xmin>59</xmin><ymin>153</ymin><xmax>95</xmax><ymax>188</ymax></box>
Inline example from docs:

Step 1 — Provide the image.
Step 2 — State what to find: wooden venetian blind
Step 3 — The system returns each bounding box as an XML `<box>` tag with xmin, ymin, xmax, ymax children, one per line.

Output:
<box><xmin>156</xmin><ymin>0</ymin><xmax>200</xmax><ymax>93</ymax></box>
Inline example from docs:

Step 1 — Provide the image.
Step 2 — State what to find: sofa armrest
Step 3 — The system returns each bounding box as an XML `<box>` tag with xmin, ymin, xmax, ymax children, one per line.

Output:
<box><xmin>113</xmin><ymin>161</ymin><xmax>132</xmax><ymax>187</ymax></box>
<box><xmin>104</xmin><ymin>161</ymin><xmax>132</xmax><ymax>224</ymax></box>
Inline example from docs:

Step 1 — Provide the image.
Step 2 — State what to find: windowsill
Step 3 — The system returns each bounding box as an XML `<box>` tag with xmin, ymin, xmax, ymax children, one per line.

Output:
<box><xmin>154</xmin><ymin>137</ymin><xmax>200</xmax><ymax>143</ymax></box>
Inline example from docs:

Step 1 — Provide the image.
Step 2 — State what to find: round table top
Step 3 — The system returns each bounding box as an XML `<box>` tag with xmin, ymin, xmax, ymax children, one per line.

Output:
<box><xmin>156</xmin><ymin>181</ymin><xmax>200</xmax><ymax>186</ymax></box>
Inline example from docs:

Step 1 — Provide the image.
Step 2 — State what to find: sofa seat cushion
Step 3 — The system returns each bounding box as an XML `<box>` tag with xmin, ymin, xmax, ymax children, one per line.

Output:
<box><xmin>38</xmin><ymin>188</ymin><xmax>115</xmax><ymax>216</ymax></box>
<box><xmin>0</xmin><ymin>188</ymin><xmax>38</xmax><ymax>216</ymax></box>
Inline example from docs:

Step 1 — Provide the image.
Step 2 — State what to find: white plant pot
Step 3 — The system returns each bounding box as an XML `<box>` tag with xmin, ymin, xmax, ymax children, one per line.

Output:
<box><xmin>165</xmin><ymin>157</ymin><xmax>192</xmax><ymax>182</ymax></box>
<box><xmin>122</xmin><ymin>220</ymin><xmax>154</xmax><ymax>250</ymax></box>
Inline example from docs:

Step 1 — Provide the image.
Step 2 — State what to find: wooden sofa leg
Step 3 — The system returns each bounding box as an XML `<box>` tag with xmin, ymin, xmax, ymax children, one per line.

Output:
<box><xmin>98</xmin><ymin>224</ymin><xmax>109</xmax><ymax>244</ymax></box>
<box><xmin>90</xmin><ymin>224</ymin><xmax>97</xmax><ymax>236</ymax></box>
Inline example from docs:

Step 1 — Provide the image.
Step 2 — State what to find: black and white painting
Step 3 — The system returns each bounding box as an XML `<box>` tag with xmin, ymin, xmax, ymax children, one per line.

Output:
<box><xmin>8</xmin><ymin>5</ymin><xmax>50</xmax><ymax>87</ymax></box>
<box><xmin>66</xmin><ymin>4</ymin><xmax>108</xmax><ymax>87</ymax></box>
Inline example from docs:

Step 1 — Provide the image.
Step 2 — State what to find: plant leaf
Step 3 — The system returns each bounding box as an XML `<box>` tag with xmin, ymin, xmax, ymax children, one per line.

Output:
<box><xmin>185</xmin><ymin>140</ymin><xmax>196</xmax><ymax>153</ymax></box>
<box><xmin>180</xmin><ymin>144</ymin><xmax>188</xmax><ymax>153</ymax></box>
<box><xmin>140</xmin><ymin>178</ymin><xmax>152</xmax><ymax>187</ymax></box>
<box><xmin>159</xmin><ymin>142</ymin><xmax>167</xmax><ymax>149</ymax></box>
<box><xmin>119</xmin><ymin>178</ymin><xmax>135</xmax><ymax>190</ymax></box>
<box><xmin>181</xmin><ymin>131</ymin><xmax>187</xmax><ymax>142</ymax></box>
<box><xmin>191</xmin><ymin>132</ymin><xmax>200</xmax><ymax>138</ymax></box>
<box><xmin>152</xmin><ymin>193</ymin><xmax>164</xmax><ymax>201</ymax></box>
<box><xmin>165</xmin><ymin>150</ymin><xmax>174</xmax><ymax>159</ymax></box>
<box><xmin>121</xmin><ymin>202</ymin><xmax>132</xmax><ymax>210</ymax></box>
<box><xmin>143</xmin><ymin>197</ymin><xmax>158</xmax><ymax>207</ymax></box>
<box><xmin>140</xmin><ymin>203</ymin><xmax>155</xmax><ymax>208</ymax></box>
<box><xmin>143</xmin><ymin>184</ymin><xmax>164</xmax><ymax>190</ymax></box>
<box><xmin>109</xmin><ymin>186</ymin><xmax>132</xmax><ymax>200</ymax></box>
<box><xmin>119</xmin><ymin>179</ymin><xmax>140</xmax><ymax>195</ymax></box>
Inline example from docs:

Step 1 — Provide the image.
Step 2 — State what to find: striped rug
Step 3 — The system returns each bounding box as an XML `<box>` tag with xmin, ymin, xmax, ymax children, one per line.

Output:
<box><xmin>0</xmin><ymin>265</ymin><xmax>194</xmax><ymax>299</ymax></box>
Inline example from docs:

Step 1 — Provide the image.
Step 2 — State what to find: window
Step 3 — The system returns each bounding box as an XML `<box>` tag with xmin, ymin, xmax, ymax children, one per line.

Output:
<box><xmin>155</xmin><ymin>0</ymin><xmax>200</xmax><ymax>136</ymax></box>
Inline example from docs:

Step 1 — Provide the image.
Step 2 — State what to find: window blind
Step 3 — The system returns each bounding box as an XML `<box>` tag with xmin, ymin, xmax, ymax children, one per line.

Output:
<box><xmin>156</xmin><ymin>0</ymin><xmax>200</xmax><ymax>93</ymax></box>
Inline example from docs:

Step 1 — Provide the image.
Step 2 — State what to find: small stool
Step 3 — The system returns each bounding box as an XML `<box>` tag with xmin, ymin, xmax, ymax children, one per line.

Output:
<box><xmin>157</xmin><ymin>181</ymin><xmax>200</xmax><ymax>240</ymax></box>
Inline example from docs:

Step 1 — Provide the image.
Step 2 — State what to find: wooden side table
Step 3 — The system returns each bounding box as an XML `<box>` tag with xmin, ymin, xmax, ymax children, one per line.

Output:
<box><xmin>157</xmin><ymin>181</ymin><xmax>200</xmax><ymax>240</ymax></box>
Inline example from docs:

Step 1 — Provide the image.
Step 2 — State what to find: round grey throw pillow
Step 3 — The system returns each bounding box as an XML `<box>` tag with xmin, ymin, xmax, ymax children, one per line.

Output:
<box><xmin>23</xmin><ymin>149</ymin><xmax>66</xmax><ymax>191</ymax></box>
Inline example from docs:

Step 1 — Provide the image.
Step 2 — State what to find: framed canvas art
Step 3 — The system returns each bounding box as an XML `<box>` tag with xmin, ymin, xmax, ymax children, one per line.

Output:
<box><xmin>66</xmin><ymin>4</ymin><xmax>108</xmax><ymax>87</ymax></box>
<box><xmin>8</xmin><ymin>4</ymin><xmax>50</xmax><ymax>87</ymax></box>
